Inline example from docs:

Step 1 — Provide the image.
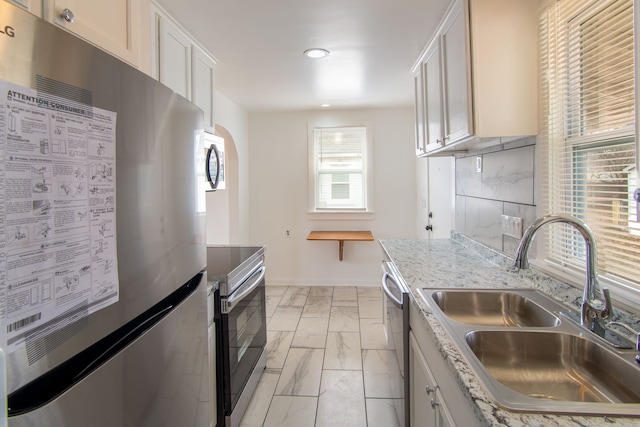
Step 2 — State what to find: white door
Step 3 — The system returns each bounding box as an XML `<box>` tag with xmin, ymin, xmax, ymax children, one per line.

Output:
<box><xmin>417</xmin><ymin>157</ymin><xmax>454</xmax><ymax>239</ymax></box>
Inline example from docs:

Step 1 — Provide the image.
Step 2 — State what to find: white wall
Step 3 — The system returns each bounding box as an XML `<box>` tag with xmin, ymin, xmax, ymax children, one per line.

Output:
<box><xmin>248</xmin><ymin>107</ymin><xmax>417</xmax><ymax>286</ymax></box>
<box><xmin>209</xmin><ymin>91</ymin><xmax>251</xmax><ymax>244</ymax></box>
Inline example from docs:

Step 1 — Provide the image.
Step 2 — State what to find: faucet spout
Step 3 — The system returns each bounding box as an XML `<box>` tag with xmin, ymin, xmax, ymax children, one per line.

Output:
<box><xmin>513</xmin><ymin>214</ymin><xmax>611</xmax><ymax>331</ymax></box>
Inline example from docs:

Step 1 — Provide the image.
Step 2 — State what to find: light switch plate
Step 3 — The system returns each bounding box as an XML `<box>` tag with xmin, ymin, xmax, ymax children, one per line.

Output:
<box><xmin>502</xmin><ymin>215</ymin><xmax>523</xmax><ymax>239</ymax></box>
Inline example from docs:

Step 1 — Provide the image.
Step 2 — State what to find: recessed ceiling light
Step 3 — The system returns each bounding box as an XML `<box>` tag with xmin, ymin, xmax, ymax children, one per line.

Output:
<box><xmin>304</xmin><ymin>48</ymin><xmax>330</xmax><ymax>59</ymax></box>
<box><xmin>321</xmin><ymin>104</ymin><xmax>330</xmax><ymax>108</ymax></box>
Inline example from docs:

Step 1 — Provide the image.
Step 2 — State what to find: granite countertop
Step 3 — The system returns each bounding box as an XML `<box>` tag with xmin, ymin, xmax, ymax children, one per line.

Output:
<box><xmin>379</xmin><ymin>235</ymin><xmax>640</xmax><ymax>427</ymax></box>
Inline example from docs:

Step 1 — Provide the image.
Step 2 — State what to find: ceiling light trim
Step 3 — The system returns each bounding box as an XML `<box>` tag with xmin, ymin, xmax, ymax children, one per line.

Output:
<box><xmin>303</xmin><ymin>48</ymin><xmax>330</xmax><ymax>59</ymax></box>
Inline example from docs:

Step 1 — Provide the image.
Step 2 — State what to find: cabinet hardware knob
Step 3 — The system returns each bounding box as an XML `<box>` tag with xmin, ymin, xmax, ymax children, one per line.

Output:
<box><xmin>431</xmin><ymin>398</ymin><xmax>440</xmax><ymax>409</ymax></box>
<box><xmin>425</xmin><ymin>225</ymin><xmax>433</xmax><ymax>231</ymax></box>
<box><xmin>425</xmin><ymin>385</ymin><xmax>435</xmax><ymax>394</ymax></box>
<box><xmin>61</xmin><ymin>8</ymin><xmax>75</xmax><ymax>23</ymax></box>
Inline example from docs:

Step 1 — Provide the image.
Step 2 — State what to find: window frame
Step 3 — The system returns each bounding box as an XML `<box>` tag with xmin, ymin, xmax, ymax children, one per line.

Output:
<box><xmin>536</xmin><ymin>0</ymin><xmax>640</xmax><ymax>308</ymax></box>
<box><xmin>307</xmin><ymin>123</ymin><xmax>374</xmax><ymax>215</ymax></box>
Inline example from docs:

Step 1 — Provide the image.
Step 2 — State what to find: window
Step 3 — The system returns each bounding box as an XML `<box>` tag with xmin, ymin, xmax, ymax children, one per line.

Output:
<box><xmin>539</xmin><ymin>0</ymin><xmax>640</xmax><ymax>293</ymax></box>
<box><xmin>309</xmin><ymin>125</ymin><xmax>372</xmax><ymax>211</ymax></box>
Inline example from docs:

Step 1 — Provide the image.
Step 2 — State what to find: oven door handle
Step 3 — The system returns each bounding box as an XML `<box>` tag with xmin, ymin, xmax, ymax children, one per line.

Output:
<box><xmin>225</xmin><ymin>265</ymin><xmax>266</xmax><ymax>312</ymax></box>
<box><xmin>381</xmin><ymin>270</ymin><xmax>403</xmax><ymax>309</ymax></box>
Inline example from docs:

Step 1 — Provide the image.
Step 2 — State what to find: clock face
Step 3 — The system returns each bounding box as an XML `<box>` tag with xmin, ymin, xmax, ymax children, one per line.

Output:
<box><xmin>206</xmin><ymin>145</ymin><xmax>219</xmax><ymax>190</ymax></box>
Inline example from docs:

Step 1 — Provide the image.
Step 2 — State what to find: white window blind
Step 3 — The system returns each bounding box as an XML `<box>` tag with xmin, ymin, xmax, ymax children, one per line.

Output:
<box><xmin>313</xmin><ymin>126</ymin><xmax>367</xmax><ymax>210</ymax></box>
<box><xmin>539</xmin><ymin>0</ymin><xmax>639</xmax><ymax>289</ymax></box>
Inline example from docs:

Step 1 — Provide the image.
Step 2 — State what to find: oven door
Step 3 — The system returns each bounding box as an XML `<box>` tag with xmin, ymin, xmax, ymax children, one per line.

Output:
<box><xmin>219</xmin><ymin>265</ymin><xmax>267</xmax><ymax>426</ymax></box>
<box><xmin>381</xmin><ymin>262</ymin><xmax>409</xmax><ymax>376</ymax></box>
<box><xmin>381</xmin><ymin>261</ymin><xmax>410</xmax><ymax>427</ymax></box>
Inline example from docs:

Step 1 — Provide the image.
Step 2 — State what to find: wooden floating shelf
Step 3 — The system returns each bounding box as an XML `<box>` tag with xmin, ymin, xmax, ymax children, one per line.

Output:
<box><xmin>306</xmin><ymin>230</ymin><xmax>374</xmax><ymax>261</ymax></box>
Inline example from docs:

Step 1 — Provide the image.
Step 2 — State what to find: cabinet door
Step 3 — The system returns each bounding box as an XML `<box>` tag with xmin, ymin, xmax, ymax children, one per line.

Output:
<box><xmin>423</xmin><ymin>42</ymin><xmax>444</xmax><ymax>152</ymax></box>
<box><xmin>441</xmin><ymin>0</ymin><xmax>472</xmax><ymax>144</ymax></box>
<box><xmin>414</xmin><ymin>67</ymin><xmax>426</xmax><ymax>156</ymax></box>
<box><xmin>158</xmin><ymin>16</ymin><xmax>192</xmax><ymax>99</ymax></box>
<box><xmin>192</xmin><ymin>47</ymin><xmax>216</xmax><ymax>127</ymax></box>
<box><xmin>7</xmin><ymin>0</ymin><xmax>40</xmax><ymax>15</ymax></box>
<box><xmin>409</xmin><ymin>332</ymin><xmax>437</xmax><ymax>427</ymax></box>
<box><xmin>48</xmin><ymin>0</ymin><xmax>140</xmax><ymax>66</ymax></box>
<box><xmin>433</xmin><ymin>388</ymin><xmax>456</xmax><ymax>427</ymax></box>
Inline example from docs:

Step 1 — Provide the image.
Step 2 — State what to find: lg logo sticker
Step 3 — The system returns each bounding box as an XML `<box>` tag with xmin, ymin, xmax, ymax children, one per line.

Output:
<box><xmin>1</xmin><ymin>25</ymin><xmax>15</xmax><ymax>38</ymax></box>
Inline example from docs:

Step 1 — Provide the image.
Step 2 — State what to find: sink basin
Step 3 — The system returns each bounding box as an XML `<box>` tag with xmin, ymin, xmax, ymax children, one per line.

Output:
<box><xmin>430</xmin><ymin>290</ymin><xmax>560</xmax><ymax>327</ymax></box>
<box><xmin>466</xmin><ymin>330</ymin><xmax>640</xmax><ymax>404</ymax></box>
<box><xmin>418</xmin><ymin>287</ymin><xmax>640</xmax><ymax>416</ymax></box>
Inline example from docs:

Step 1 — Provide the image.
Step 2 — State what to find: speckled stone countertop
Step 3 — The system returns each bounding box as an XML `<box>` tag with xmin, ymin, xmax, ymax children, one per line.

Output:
<box><xmin>379</xmin><ymin>235</ymin><xmax>640</xmax><ymax>427</ymax></box>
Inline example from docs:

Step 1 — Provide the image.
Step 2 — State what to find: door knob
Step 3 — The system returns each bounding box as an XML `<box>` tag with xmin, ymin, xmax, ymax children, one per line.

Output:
<box><xmin>61</xmin><ymin>8</ymin><xmax>75</xmax><ymax>23</ymax></box>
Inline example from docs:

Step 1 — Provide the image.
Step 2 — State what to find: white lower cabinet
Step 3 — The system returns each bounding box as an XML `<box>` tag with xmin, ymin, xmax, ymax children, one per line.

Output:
<box><xmin>410</xmin><ymin>332</ymin><xmax>455</xmax><ymax>427</ymax></box>
<box><xmin>409</xmin><ymin>304</ymin><xmax>479</xmax><ymax>427</ymax></box>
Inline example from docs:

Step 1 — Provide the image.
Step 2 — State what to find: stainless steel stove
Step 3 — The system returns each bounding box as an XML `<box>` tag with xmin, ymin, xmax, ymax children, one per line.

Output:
<box><xmin>207</xmin><ymin>246</ymin><xmax>266</xmax><ymax>427</ymax></box>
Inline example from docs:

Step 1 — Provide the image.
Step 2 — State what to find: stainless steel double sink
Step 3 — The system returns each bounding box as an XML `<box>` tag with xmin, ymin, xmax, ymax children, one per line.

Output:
<box><xmin>418</xmin><ymin>288</ymin><xmax>640</xmax><ymax>417</ymax></box>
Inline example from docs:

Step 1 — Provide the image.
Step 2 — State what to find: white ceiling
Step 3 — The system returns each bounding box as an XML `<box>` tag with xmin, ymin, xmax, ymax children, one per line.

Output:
<box><xmin>156</xmin><ymin>0</ymin><xmax>450</xmax><ymax>112</ymax></box>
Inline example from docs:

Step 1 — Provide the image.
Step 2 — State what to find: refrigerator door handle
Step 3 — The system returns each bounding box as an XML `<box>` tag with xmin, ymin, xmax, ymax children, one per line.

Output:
<box><xmin>224</xmin><ymin>266</ymin><xmax>266</xmax><ymax>313</ymax></box>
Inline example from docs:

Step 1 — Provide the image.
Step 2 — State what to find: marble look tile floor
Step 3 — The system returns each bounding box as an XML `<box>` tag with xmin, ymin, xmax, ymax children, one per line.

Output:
<box><xmin>239</xmin><ymin>286</ymin><xmax>403</xmax><ymax>427</ymax></box>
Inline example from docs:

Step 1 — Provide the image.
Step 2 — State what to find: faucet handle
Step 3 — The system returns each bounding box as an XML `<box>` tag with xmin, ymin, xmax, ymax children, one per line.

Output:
<box><xmin>601</xmin><ymin>288</ymin><xmax>613</xmax><ymax>319</ymax></box>
<box><xmin>607</xmin><ymin>321</ymin><xmax>640</xmax><ymax>351</ymax></box>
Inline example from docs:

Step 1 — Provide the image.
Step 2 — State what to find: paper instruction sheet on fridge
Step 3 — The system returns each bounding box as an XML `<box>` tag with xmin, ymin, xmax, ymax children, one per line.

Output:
<box><xmin>0</xmin><ymin>78</ymin><xmax>119</xmax><ymax>355</ymax></box>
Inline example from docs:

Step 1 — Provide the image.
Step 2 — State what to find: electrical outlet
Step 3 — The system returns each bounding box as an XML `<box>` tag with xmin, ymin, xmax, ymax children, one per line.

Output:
<box><xmin>501</xmin><ymin>215</ymin><xmax>523</xmax><ymax>239</ymax></box>
<box><xmin>476</xmin><ymin>156</ymin><xmax>483</xmax><ymax>173</ymax></box>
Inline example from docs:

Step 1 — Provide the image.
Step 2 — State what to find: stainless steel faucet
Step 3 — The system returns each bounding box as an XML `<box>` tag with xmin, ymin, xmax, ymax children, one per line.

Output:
<box><xmin>514</xmin><ymin>214</ymin><xmax>612</xmax><ymax>334</ymax></box>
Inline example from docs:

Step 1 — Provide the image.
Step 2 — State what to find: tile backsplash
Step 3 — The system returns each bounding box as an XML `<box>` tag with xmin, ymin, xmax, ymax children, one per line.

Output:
<box><xmin>455</xmin><ymin>136</ymin><xmax>537</xmax><ymax>256</ymax></box>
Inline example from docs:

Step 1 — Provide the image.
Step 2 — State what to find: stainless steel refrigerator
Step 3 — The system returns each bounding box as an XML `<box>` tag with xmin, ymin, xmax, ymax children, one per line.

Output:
<box><xmin>0</xmin><ymin>1</ymin><xmax>212</xmax><ymax>426</ymax></box>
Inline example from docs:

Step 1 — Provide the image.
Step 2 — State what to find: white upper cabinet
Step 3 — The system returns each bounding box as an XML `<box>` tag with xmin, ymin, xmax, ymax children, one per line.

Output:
<box><xmin>44</xmin><ymin>0</ymin><xmax>144</xmax><ymax>67</ymax></box>
<box><xmin>413</xmin><ymin>0</ymin><xmax>538</xmax><ymax>156</ymax></box>
<box><xmin>157</xmin><ymin>15</ymin><xmax>192</xmax><ymax>99</ymax></box>
<box><xmin>415</xmin><ymin>40</ymin><xmax>445</xmax><ymax>156</ymax></box>
<box><xmin>192</xmin><ymin>47</ymin><xmax>216</xmax><ymax>128</ymax></box>
<box><xmin>414</xmin><ymin>65</ymin><xmax>427</xmax><ymax>155</ymax></box>
<box><xmin>151</xmin><ymin>2</ymin><xmax>217</xmax><ymax>127</ymax></box>
<box><xmin>440</xmin><ymin>2</ymin><xmax>472</xmax><ymax>145</ymax></box>
<box><xmin>424</xmin><ymin>42</ymin><xmax>445</xmax><ymax>153</ymax></box>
